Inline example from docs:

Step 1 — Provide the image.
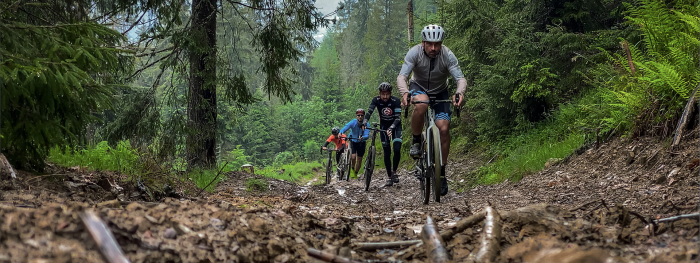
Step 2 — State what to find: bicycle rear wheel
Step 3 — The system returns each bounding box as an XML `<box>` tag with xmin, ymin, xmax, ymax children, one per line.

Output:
<box><xmin>364</xmin><ymin>146</ymin><xmax>375</xmax><ymax>191</ymax></box>
<box><xmin>429</xmin><ymin>127</ymin><xmax>442</xmax><ymax>203</ymax></box>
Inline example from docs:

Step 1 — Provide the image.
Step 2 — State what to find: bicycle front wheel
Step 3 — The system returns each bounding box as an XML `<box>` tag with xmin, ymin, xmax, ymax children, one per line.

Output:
<box><xmin>325</xmin><ymin>157</ymin><xmax>332</xmax><ymax>185</ymax></box>
<box><xmin>423</xmin><ymin>168</ymin><xmax>432</xmax><ymax>205</ymax></box>
<box><xmin>364</xmin><ymin>146</ymin><xmax>375</xmax><ymax>191</ymax></box>
<box><xmin>430</xmin><ymin>127</ymin><xmax>442</xmax><ymax>203</ymax></box>
<box><xmin>337</xmin><ymin>152</ymin><xmax>345</xmax><ymax>182</ymax></box>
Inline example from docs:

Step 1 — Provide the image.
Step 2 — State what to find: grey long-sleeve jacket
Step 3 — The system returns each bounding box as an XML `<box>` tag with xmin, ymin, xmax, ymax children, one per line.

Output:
<box><xmin>397</xmin><ymin>44</ymin><xmax>467</xmax><ymax>95</ymax></box>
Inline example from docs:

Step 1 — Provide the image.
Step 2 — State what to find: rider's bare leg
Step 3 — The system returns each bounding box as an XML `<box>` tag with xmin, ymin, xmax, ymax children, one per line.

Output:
<box><xmin>436</xmin><ymin>120</ymin><xmax>450</xmax><ymax>164</ymax></box>
<box><xmin>354</xmin><ymin>155</ymin><xmax>362</xmax><ymax>173</ymax></box>
<box><xmin>351</xmin><ymin>153</ymin><xmax>357</xmax><ymax>172</ymax></box>
<box><xmin>411</xmin><ymin>94</ymin><xmax>429</xmax><ymax>137</ymax></box>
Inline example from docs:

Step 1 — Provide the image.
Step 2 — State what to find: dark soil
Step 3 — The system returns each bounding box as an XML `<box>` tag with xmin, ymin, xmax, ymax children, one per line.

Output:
<box><xmin>0</xmin><ymin>135</ymin><xmax>697</xmax><ymax>262</ymax></box>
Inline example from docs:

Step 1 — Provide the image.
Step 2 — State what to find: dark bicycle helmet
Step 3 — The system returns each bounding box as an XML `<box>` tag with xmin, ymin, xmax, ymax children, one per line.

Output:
<box><xmin>378</xmin><ymin>82</ymin><xmax>392</xmax><ymax>92</ymax></box>
<box><xmin>331</xmin><ymin>126</ymin><xmax>340</xmax><ymax>135</ymax></box>
<box><xmin>356</xmin><ymin>108</ymin><xmax>365</xmax><ymax>115</ymax></box>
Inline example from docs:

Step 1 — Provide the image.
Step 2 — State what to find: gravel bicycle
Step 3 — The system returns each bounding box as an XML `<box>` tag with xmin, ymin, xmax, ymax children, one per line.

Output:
<box><xmin>405</xmin><ymin>97</ymin><xmax>459</xmax><ymax>204</ymax></box>
<box><xmin>337</xmin><ymin>141</ymin><xmax>352</xmax><ymax>181</ymax></box>
<box><xmin>362</xmin><ymin>122</ymin><xmax>386</xmax><ymax>191</ymax></box>
<box><xmin>321</xmin><ymin>146</ymin><xmax>349</xmax><ymax>184</ymax></box>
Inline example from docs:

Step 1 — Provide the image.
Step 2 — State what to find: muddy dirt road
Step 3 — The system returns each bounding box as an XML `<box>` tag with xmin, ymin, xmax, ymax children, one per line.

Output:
<box><xmin>1</xmin><ymin>136</ymin><xmax>698</xmax><ymax>262</ymax></box>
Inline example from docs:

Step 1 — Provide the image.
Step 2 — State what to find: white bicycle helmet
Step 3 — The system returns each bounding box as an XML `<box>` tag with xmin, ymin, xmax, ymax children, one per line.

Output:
<box><xmin>421</xmin><ymin>24</ymin><xmax>445</xmax><ymax>42</ymax></box>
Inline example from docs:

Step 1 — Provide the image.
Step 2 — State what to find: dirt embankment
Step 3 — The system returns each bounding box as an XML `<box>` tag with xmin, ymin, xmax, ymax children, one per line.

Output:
<box><xmin>0</xmin><ymin>135</ymin><xmax>698</xmax><ymax>262</ymax></box>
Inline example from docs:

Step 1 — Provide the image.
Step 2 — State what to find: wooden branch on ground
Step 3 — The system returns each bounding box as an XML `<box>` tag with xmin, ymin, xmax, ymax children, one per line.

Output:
<box><xmin>475</xmin><ymin>207</ymin><xmax>502</xmax><ymax>263</ymax></box>
<box><xmin>672</xmin><ymin>82</ymin><xmax>700</xmax><ymax>148</ymax></box>
<box><xmin>0</xmin><ymin>153</ymin><xmax>17</xmax><ymax>180</ymax></box>
<box><xmin>655</xmin><ymin>213</ymin><xmax>700</xmax><ymax>223</ymax></box>
<box><xmin>355</xmin><ymin>240</ymin><xmax>422</xmax><ymax>251</ymax></box>
<box><xmin>440</xmin><ymin>211</ymin><xmax>486</xmax><ymax>241</ymax></box>
<box><xmin>197</xmin><ymin>161</ymin><xmax>229</xmax><ymax>196</ymax></box>
<box><xmin>307</xmin><ymin>248</ymin><xmax>363</xmax><ymax>263</ymax></box>
<box><xmin>421</xmin><ymin>216</ymin><xmax>452</xmax><ymax>263</ymax></box>
<box><xmin>569</xmin><ymin>199</ymin><xmax>604</xmax><ymax>212</ymax></box>
<box><xmin>80</xmin><ymin>210</ymin><xmax>131</xmax><ymax>263</ymax></box>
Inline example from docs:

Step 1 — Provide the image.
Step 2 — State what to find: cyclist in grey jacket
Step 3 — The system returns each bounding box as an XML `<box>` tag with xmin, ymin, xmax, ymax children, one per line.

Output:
<box><xmin>397</xmin><ymin>24</ymin><xmax>467</xmax><ymax>196</ymax></box>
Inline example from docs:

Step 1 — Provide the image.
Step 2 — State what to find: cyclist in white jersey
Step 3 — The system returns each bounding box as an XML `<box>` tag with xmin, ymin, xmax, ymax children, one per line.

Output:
<box><xmin>397</xmin><ymin>24</ymin><xmax>467</xmax><ymax>196</ymax></box>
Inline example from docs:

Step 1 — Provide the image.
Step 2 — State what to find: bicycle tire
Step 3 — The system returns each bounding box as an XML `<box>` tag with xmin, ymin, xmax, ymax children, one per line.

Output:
<box><xmin>430</xmin><ymin>127</ymin><xmax>442</xmax><ymax>203</ymax></box>
<box><xmin>325</xmin><ymin>156</ymin><xmax>332</xmax><ymax>185</ymax></box>
<box><xmin>337</xmin><ymin>152</ymin><xmax>345</xmax><ymax>182</ymax></box>
<box><xmin>344</xmin><ymin>143</ymin><xmax>352</xmax><ymax>180</ymax></box>
<box><xmin>423</xmin><ymin>163</ymin><xmax>431</xmax><ymax>205</ymax></box>
<box><xmin>345</xmin><ymin>147</ymin><xmax>352</xmax><ymax>180</ymax></box>
<box><xmin>364</xmin><ymin>146</ymin><xmax>375</xmax><ymax>191</ymax></box>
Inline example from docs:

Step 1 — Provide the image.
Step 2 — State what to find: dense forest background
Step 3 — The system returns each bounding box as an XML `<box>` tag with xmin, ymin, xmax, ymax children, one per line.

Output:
<box><xmin>2</xmin><ymin>0</ymin><xmax>698</xmax><ymax>190</ymax></box>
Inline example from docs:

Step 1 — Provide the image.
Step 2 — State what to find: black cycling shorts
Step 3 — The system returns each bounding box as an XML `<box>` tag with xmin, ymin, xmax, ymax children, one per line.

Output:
<box><xmin>380</xmin><ymin>123</ymin><xmax>403</xmax><ymax>148</ymax></box>
<box><xmin>350</xmin><ymin>140</ymin><xmax>366</xmax><ymax>157</ymax></box>
<box><xmin>409</xmin><ymin>81</ymin><xmax>452</xmax><ymax>121</ymax></box>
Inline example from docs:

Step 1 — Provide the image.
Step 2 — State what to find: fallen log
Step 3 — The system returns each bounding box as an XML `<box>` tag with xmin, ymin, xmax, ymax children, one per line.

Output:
<box><xmin>307</xmin><ymin>248</ymin><xmax>363</xmax><ymax>263</ymax></box>
<box><xmin>475</xmin><ymin>207</ymin><xmax>502</xmax><ymax>263</ymax></box>
<box><xmin>421</xmin><ymin>216</ymin><xmax>452</xmax><ymax>263</ymax></box>
<box><xmin>355</xmin><ymin>240</ymin><xmax>422</xmax><ymax>251</ymax></box>
<box><xmin>80</xmin><ymin>210</ymin><xmax>131</xmax><ymax>263</ymax></box>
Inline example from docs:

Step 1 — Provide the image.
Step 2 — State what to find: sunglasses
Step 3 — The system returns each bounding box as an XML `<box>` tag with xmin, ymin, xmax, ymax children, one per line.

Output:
<box><xmin>357</xmin><ymin>115</ymin><xmax>363</xmax><ymax>117</ymax></box>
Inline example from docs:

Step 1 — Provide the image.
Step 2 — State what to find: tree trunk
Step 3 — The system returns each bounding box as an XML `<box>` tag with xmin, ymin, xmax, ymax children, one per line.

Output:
<box><xmin>407</xmin><ymin>0</ymin><xmax>414</xmax><ymax>43</ymax></box>
<box><xmin>187</xmin><ymin>0</ymin><xmax>218</xmax><ymax>170</ymax></box>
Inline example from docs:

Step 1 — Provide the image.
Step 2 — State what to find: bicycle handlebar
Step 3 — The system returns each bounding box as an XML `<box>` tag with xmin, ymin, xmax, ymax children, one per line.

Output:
<box><xmin>404</xmin><ymin>95</ymin><xmax>462</xmax><ymax>118</ymax></box>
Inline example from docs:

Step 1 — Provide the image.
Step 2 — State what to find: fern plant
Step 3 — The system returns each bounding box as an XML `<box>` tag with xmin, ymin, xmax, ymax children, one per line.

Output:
<box><xmin>589</xmin><ymin>0</ymin><xmax>699</xmax><ymax>134</ymax></box>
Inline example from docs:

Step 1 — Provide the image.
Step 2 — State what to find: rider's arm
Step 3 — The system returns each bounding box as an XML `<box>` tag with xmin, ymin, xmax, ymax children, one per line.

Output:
<box><xmin>340</xmin><ymin>120</ymin><xmax>353</xmax><ymax>135</ymax></box>
<box><xmin>397</xmin><ymin>46</ymin><xmax>419</xmax><ymax>96</ymax></box>
<box><xmin>446</xmin><ymin>49</ymin><xmax>467</xmax><ymax>95</ymax></box>
<box><xmin>391</xmin><ymin>101</ymin><xmax>402</xmax><ymax>129</ymax></box>
<box><xmin>362</xmin><ymin>127</ymin><xmax>370</xmax><ymax>140</ymax></box>
<box><xmin>324</xmin><ymin>135</ymin><xmax>333</xmax><ymax>148</ymax></box>
<box><xmin>365</xmin><ymin>97</ymin><xmax>378</xmax><ymax>122</ymax></box>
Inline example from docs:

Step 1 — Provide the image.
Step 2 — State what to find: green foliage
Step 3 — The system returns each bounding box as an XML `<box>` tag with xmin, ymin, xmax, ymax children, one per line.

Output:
<box><xmin>245</xmin><ymin>178</ymin><xmax>268</xmax><ymax>192</ymax></box>
<box><xmin>48</xmin><ymin>140</ymin><xmax>141</xmax><ymax>174</ymax></box>
<box><xmin>255</xmin><ymin>161</ymin><xmax>323</xmax><ymax>182</ymax></box>
<box><xmin>221</xmin><ymin>145</ymin><xmax>250</xmax><ymax>172</ymax></box>
<box><xmin>1</xmin><ymin>1</ymin><xmax>133</xmax><ymax>170</ymax></box>
<box><xmin>303</xmin><ymin>140</ymin><xmax>322</xmax><ymax>161</ymax></box>
<box><xmin>580</xmin><ymin>0</ymin><xmax>699</xmax><ymax>136</ymax></box>
<box><xmin>444</xmin><ymin>0</ymin><xmax>636</xmax><ymax>140</ymax></box>
<box><xmin>478</xmin><ymin>133</ymin><xmax>584</xmax><ymax>184</ymax></box>
<box><xmin>273</xmin><ymin>151</ymin><xmax>295</xmax><ymax>167</ymax></box>
<box><xmin>186</xmin><ymin>167</ymin><xmax>227</xmax><ymax>193</ymax></box>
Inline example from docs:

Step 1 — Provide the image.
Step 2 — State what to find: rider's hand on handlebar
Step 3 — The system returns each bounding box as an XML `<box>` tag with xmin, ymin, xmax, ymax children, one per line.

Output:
<box><xmin>387</xmin><ymin>129</ymin><xmax>393</xmax><ymax>137</ymax></box>
<box><xmin>322</xmin><ymin>146</ymin><xmax>327</xmax><ymax>150</ymax></box>
<box><xmin>401</xmin><ymin>93</ymin><xmax>409</xmax><ymax>107</ymax></box>
<box><xmin>453</xmin><ymin>93</ymin><xmax>464</xmax><ymax>107</ymax></box>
